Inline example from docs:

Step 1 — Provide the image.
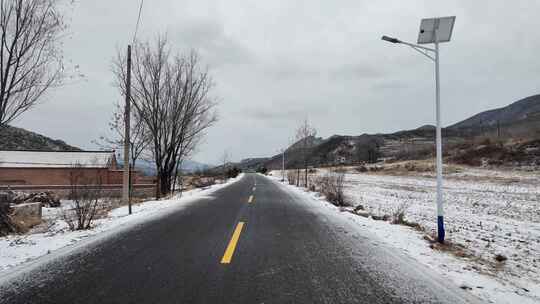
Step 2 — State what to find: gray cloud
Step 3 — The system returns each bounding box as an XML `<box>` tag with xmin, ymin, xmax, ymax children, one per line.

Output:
<box><xmin>171</xmin><ymin>20</ymin><xmax>255</xmax><ymax>68</ymax></box>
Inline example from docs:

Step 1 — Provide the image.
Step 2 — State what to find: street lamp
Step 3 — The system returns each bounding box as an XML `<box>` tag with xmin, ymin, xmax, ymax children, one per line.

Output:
<box><xmin>382</xmin><ymin>16</ymin><xmax>456</xmax><ymax>243</ymax></box>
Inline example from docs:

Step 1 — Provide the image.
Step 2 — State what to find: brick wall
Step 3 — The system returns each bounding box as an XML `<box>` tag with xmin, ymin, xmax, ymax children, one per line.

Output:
<box><xmin>0</xmin><ymin>167</ymin><xmax>140</xmax><ymax>186</ymax></box>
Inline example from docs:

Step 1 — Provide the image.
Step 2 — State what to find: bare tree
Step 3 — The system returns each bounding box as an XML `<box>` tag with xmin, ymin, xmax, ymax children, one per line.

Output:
<box><xmin>112</xmin><ymin>35</ymin><xmax>218</xmax><ymax>198</ymax></box>
<box><xmin>61</xmin><ymin>163</ymin><xmax>104</xmax><ymax>230</ymax></box>
<box><xmin>295</xmin><ymin>119</ymin><xmax>317</xmax><ymax>188</ymax></box>
<box><xmin>93</xmin><ymin>100</ymin><xmax>151</xmax><ymax>168</ymax></box>
<box><xmin>221</xmin><ymin>149</ymin><xmax>230</xmax><ymax>175</ymax></box>
<box><xmin>0</xmin><ymin>0</ymin><xmax>68</xmax><ymax>126</ymax></box>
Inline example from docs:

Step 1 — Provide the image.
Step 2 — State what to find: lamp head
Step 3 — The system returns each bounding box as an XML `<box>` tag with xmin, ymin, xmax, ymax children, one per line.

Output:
<box><xmin>381</xmin><ymin>35</ymin><xmax>401</xmax><ymax>44</ymax></box>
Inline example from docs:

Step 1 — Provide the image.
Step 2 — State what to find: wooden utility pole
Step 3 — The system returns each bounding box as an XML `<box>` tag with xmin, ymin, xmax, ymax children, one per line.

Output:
<box><xmin>122</xmin><ymin>45</ymin><xmax>132</xmax><ymax>215</ymax></box>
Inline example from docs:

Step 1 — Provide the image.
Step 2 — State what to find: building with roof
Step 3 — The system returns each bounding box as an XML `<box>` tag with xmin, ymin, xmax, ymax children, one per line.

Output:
<box><xmin>0</xmin><ymin>150</ymin><xmax>130</xmax><ymax>186</ymax></box>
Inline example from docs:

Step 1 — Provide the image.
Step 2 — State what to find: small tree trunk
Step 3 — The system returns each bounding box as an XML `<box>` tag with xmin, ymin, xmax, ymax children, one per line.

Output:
<box><xmin>172</xmin><ymin>160</ymin><xmax>182</xmax><ymax>195</ymax></box>
<box><xmin>159</xmin><ymin>173</ymin><xmax>172</xmax><ymax>197</ymax></box>
<box><xmin>155</xmin><ymin>177</ymin><xmax>160</xmax><ymax>200</ymax></box>
<box><xmin>304</xmin><ymin>166</ymin><xmax>308</xmax><ymax>188</ymax></box>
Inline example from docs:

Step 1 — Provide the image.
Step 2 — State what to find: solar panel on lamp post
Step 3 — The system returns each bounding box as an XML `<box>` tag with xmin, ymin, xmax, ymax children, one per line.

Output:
<box><xmin>382</xmin><ymin>16</ymin><xmax>456</xmax><ymax>244</ymax></box>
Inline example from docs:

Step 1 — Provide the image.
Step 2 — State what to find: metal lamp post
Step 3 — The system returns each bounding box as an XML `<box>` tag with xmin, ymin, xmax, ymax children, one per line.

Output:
<box><xmin>382</xmin><ymin>16</ymin><xmax>456</xmax><ymax>243</ymax></box>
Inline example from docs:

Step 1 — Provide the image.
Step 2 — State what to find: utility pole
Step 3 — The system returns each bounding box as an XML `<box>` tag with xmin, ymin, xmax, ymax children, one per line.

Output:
<box><xmin>122</xmin><ymin>45</ymin><xmax>132</xmax><ymax>215</ymax></box>
<box><xmin>281</xmin><ymin>149</ymin><xmax>285</xmax><ymax>182</ymax></box>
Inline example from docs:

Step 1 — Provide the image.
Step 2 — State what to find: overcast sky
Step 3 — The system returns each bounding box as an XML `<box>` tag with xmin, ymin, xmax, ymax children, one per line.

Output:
<box><xmin>12</xmin><ymin>0</ymin><xmax>540</xmax><ymax>165</ymax></box>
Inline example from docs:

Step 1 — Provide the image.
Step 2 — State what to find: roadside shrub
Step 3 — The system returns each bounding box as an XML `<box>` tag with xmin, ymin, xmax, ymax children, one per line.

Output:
<box><xmin>61</xmin><ymin>191</ymin><xmax>103</xmax><ymax>231</ymax></box>
<box><xmin>226</xmin><ymin>167</ymin><xmax>241</xmax><ymax>178</ymax></box>
<box><xmin>287</xmin><ymin>170</ymin><xmax>298</xmax><ymax>185</ymax></box>
<box><xmin>390</xmin><ymin>201</ymin><xmax>423</xmax><ymax>230</ymax></box>
<box><xmin>256</xmin><ymin>166</ymin><xmax>268</xmax><ymax>175</ymax></box>
<box><xmin>192</xmin><ymin>176</ymin><xmax>216</xmax><ymax>188</ymax></box>
<box><xmin>61</xmin><ymin>165</ymin><xmax>104</xmax><ymax>231</ymax></box>
<box><xmin>313</xmin><ymin>171</ymin><xmax>350</xmax><ymax>206</ymax></box>
<box><xmin>391</xmin><ymin>201</ymin><xmax>411</xmax><ymax>225</ymax></box>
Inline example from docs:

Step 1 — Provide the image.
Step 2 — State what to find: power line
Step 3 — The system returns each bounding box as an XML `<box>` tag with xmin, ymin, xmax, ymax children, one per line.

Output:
<box><xmin>132</xmin><ymin>0</ymin><xmax>144</xmax><ymax>43</ymax></box>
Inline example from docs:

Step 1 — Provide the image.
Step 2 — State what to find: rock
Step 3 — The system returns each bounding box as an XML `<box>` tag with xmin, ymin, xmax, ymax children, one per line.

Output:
<box><xmin>11</xmin><ymin>191</ymin><xmax>61</xmax><ymax>207</ymax></box>
<box><xmin>494</xmin><ymin>254</ymin><xmax>507</xmax><ymax>262</ymax></box>
<box><xmin>10</xmin><ymin>202</ymin><xmax>42</xmax><ymax>232</ymax></box>
<box><xmin>355</xmin><ymin>165</ymin><xmax>368</xmax><ymax>173</ymax></box>
<box><xmin>371</xmin><ymin>215</ymin><xmax>389</xmax><ymax>221</ymax></box>
<box><xmin>50</xmin><ymin>194</ymin><xmax>61</xmax><ymax>207</ymax></box>
<box><xmin>355</xmin><ymin>211</ymin><xmax>370</xmax><ymax>218</ymax></box>
<box><xmin>353</xmin><ymin>204</ymin><xmax>365</xmax><ymax>212</ymax></box>
<box><xmin>0</xmin><ymin>191</ymin><xmax>15</xmax><ymax>204</ymax></box>
<box><xmin>11</xmin><ymin>202</ymin><xmax>42</xmax><ymax>219</ymax></box>
<box><xmin>12</xmin><ymin>192</ymin><xmax>30</xmax><ymax>204</ymax></box>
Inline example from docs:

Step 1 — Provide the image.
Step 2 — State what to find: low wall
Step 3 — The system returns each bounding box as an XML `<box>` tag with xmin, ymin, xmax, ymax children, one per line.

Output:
<box><xmin>0</xmin><ymin>184</ymin><xmax>156</xmax><ymax>199</ymax></box>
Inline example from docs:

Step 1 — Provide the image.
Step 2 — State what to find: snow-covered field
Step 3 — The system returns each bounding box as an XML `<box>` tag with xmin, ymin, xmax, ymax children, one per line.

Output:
<box><xmin>269</xmin><ymin>168</ymin><xmax>540</xmax><ymax>304</ymax></box>
<box><xmin>0</xmin><ymin>175</ymin><xmax>243</xmax><ymax>275</ymax></box>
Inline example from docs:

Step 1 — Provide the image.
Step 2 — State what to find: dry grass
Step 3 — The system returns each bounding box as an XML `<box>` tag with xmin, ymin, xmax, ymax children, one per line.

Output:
<box><xmin>312</xmin><ymin>170</ymin><xmax>350</xmax><ymax>206</ymax></box>
<box><xmin>424</xmin><ymin>234</ymin><xmax>473</xmax><ymax>258</ymax></box>
<box><xmin>373</xmin><ymin>160</ymin><xmax>462</xmax><ymax>176</ymax></box>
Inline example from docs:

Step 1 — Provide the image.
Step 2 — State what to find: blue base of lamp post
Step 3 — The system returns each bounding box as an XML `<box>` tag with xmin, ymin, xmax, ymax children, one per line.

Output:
<box><xmin>437</xmin><ymin>215</ymin><xmax>445</xmax><ymax>243</ymax></box>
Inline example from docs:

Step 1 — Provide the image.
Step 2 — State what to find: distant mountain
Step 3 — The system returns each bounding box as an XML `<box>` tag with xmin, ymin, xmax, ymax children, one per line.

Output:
<box><xmin>238</xmin><ymin>158</ymin><xmax>270</xmax><ymax>170</ymax></box>
<box><xmin>182</xmin><ymin>160</ymin><xmax>211</xmax><ymax>172</ymax></box>
<box><xmin>449</xmin><ymin>94</ymin><xmax>540</xmax><ymax>130</ymax></box>
<box><xmin>262</xmin><ymin>94</ymin><xmax>540</xmax><ymax>169</ymax></box>
<box><xmin>128</xmin><ymin>158</ymin><xmax>211</xmax><ymax>176</ymax></box>
<box><xmin>208</xmin><ymin>158</ymin><xmax>270</xmax><ymax>174</ymax></box>
<box><xmin>0</xmin><ymin>125</ymin><xmax>81</xmax><ymax>151</ymax></box>
<box><xmin>265</xmin><ymin>134</ymin><xmax>384</xmax><ymax>169</ymax></box>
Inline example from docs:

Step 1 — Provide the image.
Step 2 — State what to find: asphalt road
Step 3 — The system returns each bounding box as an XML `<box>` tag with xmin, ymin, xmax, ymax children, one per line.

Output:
<box><xmin>0</xmin><ymin>173</ymin><xmax>479</xmax><ymax>303</ymax></box>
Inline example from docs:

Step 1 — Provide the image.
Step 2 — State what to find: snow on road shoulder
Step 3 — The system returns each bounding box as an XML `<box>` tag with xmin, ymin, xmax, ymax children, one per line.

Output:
<box><xmin>0</xmin><ymin>174</ymin><xmax>244</xmax><ymax>277</ymax></box>
<box><xmin>266</xmin><ymin>171</ymin><xmax>539</xmax><ymax>304</ymax></box>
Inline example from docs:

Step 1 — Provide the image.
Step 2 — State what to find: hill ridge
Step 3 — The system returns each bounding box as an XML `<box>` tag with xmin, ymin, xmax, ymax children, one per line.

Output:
<box><xmin>0</xmin><ymin>125</ymin><xmax>81</xmax><ymax>151</ymax></box>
